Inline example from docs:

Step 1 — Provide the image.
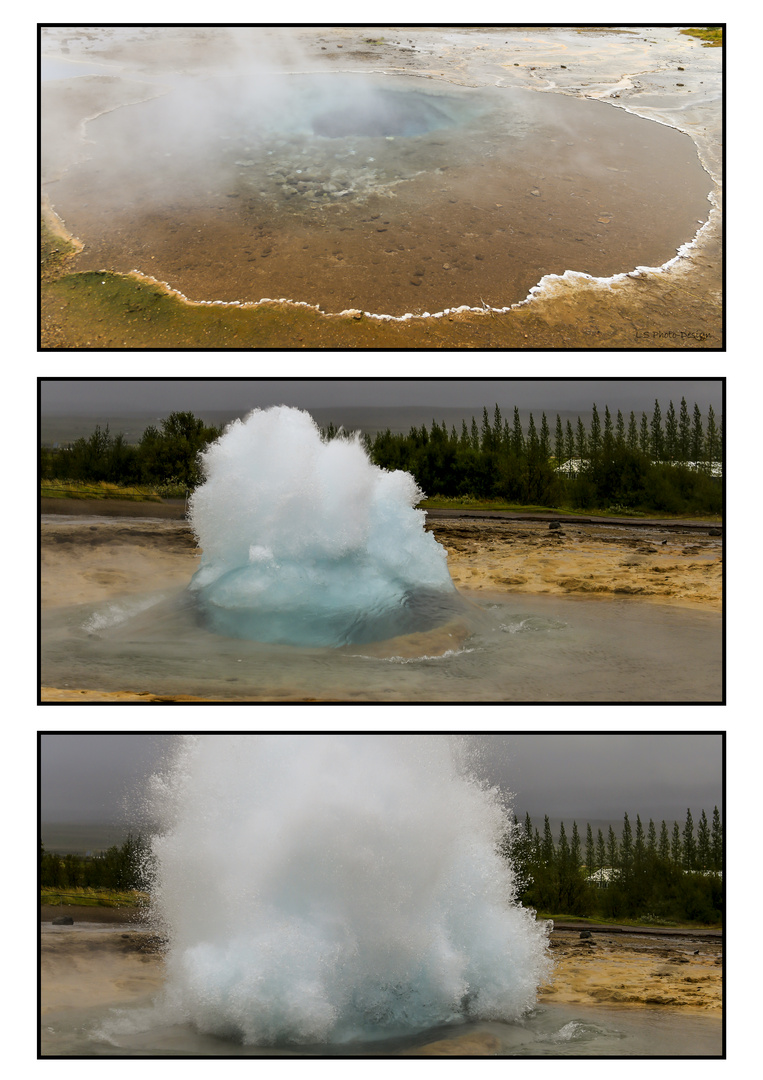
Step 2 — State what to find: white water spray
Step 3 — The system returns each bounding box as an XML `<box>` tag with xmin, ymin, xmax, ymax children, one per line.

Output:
<box><xmin>188</xmin><ymin>406</ymin><xmax>461</xmax><ymax>646</ymax></box>
<box><xmin>147</xmin><ymin>735</ymin><xmax>552</xmax><ymax>1045</ymax></box>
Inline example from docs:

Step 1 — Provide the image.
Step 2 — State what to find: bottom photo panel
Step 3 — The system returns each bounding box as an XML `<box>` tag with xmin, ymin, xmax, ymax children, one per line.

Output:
<box><xmin>39</xmin><ymin>731</ymin><xmax>724</xmax><ymax>1059</ymax></box>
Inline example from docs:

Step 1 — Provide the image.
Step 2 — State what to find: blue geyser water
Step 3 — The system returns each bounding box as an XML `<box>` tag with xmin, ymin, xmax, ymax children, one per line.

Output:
<box><xmin>187</xmin><ymin>407</ymin><xmax>461</xmax><ymax>647</ymax></box>
<box><xmin>147</xmin><ymin>735</ymin><xmax>552</xmax><ymax>1046</ymax></box>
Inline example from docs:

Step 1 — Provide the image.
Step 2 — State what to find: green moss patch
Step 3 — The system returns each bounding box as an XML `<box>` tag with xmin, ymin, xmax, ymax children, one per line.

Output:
<box><xmin>680</xmin><ymin>27</ymin><xmax>723</xmax><ymax>46</ymax></box>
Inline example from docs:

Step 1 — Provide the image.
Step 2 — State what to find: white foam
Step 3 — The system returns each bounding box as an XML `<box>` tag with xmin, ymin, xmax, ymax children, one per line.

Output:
<box><xmin>187</xmin><ymin>406</ymin><xmax>458</xmax><ymax>647</ymax></box>
<box><xmin>147</xmin><ymin>734</ymin><xmax>552</xmax><ymax>1045</ymax></box>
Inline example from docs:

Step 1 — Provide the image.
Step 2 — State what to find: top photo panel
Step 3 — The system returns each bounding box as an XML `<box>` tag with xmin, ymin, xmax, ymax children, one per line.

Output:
<box><xmin>40</xmin><ymin>24</ymin><xmax>724</xmax><ymax>350</ymax></box>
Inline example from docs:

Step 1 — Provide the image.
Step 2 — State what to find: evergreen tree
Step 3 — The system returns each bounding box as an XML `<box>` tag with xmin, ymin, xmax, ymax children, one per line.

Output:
<box><xmin>602</xmin><ymin>405</ymin><xmax>615</xmax><ymax>460</ymax></box>
<box><xmin>511</xmin><ymin>407</ymin><xmax>524</xmax><ymax>458</ymax></box>
<box><xmin>696</xmin><ymin>809</ymin><xmax>711</xmax><ymax>871</ymax></box>
<box><xmin>607</xmin><ymin>825</ymin><xmax>619</xmax><ymax>871</ymax></box>
<box><xmin>481</xmin><ymin>406</ymin><xmax>493</xmax><ymax>452</ymax></box>
<box><xmin>664</xmin><ymin>401</ymin><xmax>678</xmax><ymax>461</ymax></box>
<box><xmin>627</xmin><ymin>410</ymin><xmax>639</xmax><ymax>452</ymax></box>
<box><xmin>554</xmin><ymin>414</ymin><xmax>564</xmax><ymax>465</ymax></box>
<box><xmin>635</xmin><ymin>815</ymin><xmax>646</xmax><ymax>865</ymax></box>
<box><xmin>596</xmin><ymin>829</ymin><xmax>606</xmax><ymax>872</ymax></box>
<box><xmin>571</xmin><ymin>821</ymin><xmax>582</xmax><ymax>869</ymax></box>
<box><xmin>527</xmin><ymin>414</ymin><xmax>539</xmax><ymax>457</ymax></box>
<box><xmin>647</xmin><ymin>819</ymin><xmax>658</xmax><ymax>860</ymax></box>
<box><xmin>711</xmin><ymin>806</ymin><xmax>723</xmax><ymax>872</ymax></box>
<box><xmin>639</xmin><ymin>412</ymin><xmax>650</xmax><ymax>456</ymax></box>
<box><xmin>615</xmin><ymin>409</ymin><xmax>626</xmax><ymax>450</ymax></box>
<box><xmin>705</xmin><ymin>405</ymin><xmax>720</xmax><ymax>468</ymax></box>
<box><xmin>575</xmin><ymin>416</ymin><xmax>587</xmax><ymax>461</ymax></box>
<box><xmin>565</xmin><ymin>420</ymin><xmax>575</xmax><ymax>471</ymax></box>
<box><xmin>678</xmin><ymin>397</ymin><xmax>691</xmax><ymax>461</ymax></box>
<box><xmin>620</xmin><ymin>812</ymin><xmax>634</xmax><ymax>875</ymax></box>
<box><xmin>650</xmin><ymin>400</ymin><xmax>664</xmax><ymax>460</ymax></box>
<box><xmin>589</xmin><ymin>403</ymin><xmax>602</xmax><ymax>459</ymax></box>
<box><xmin>492</xmin><ymin>404</ymin><xmax>504</xmax><ymax>451</ymax></box>
<box><xmin>542</xmin><ymin>815</ymin><xmax>555</xmax><ymax>864</ymax></box>
<box><xmin>585</xmin><ymin>823</ymin><xmax>595</xmax><ymax>876</ymax></box>
<box><xmin>671</xmin><ymin>821</ymin><xmax>682</xmax><ymax>865</ymax></box>
<box><xmin>539</xmin><ymin>413</ymin><xmax>551</xmax><ymax>462</ymax></box>
<box><xmin>683</xmin><ymin>809</ymin><xmax>696</xmax><ymax>871</ymax></box>
<box><xmin>691</xmin><ymin>403</ymin><xmax>704</xmax><ymax>461</ymax></box>
<box><xmin>659</xmin><ymin>820</ymin><xmax>671</xmax><ymax>863</ymax></box>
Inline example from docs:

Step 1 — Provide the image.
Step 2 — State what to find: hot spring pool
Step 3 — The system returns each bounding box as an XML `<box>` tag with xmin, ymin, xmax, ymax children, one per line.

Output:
<box><xmin>45</xmin><ymin>71</ymin><xmax>712</xmax><ymax>316</ymax></box>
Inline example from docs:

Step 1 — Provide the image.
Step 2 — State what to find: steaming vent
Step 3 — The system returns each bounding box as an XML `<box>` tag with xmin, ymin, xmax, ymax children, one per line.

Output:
<box><xmin>311</xmin><ymin>90</ymin><xmax>454</xmax><ymax>138</ymax></box>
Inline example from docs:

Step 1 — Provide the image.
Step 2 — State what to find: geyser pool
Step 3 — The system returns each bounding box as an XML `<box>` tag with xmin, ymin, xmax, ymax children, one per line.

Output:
<box><xmin>188</xmin><ymin>406</ymin><xmax>463</xmax><ymax>646</ymax></box>
<box><xmin>45</xmin><ymin>68</ymin><xmax>713</xmax><ymax>316</ymax></box>
<box><xmin>146</xmin><ymin>734</ymin><xmax>552</xmax><ymax>1045</ymax></box>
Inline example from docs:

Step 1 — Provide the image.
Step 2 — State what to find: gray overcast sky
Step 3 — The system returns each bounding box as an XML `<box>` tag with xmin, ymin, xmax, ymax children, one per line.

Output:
<box><xmin>40</xmin><ymin>379</ymin><xmax>723</xmax><ymax>417</ymax></box>
<box><xmin>40</xmin><ymin>733</ymin><xmax>722</xmax><ymax>827</ymax></box>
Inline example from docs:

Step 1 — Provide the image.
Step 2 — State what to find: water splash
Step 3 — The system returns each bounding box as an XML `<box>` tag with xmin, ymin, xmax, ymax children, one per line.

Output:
<box><xmin>147</xmin><ymin>735</ymin><xmax>552</xmax><ymax>1046</ymax></box>
<box><xmin>187</xmin><ymin>406</ymin><xmax>461</xmax><ymax>646</ymax></box>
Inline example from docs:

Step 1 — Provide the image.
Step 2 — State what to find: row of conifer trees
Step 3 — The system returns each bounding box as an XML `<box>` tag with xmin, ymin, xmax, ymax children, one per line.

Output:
<box><xmin>40</xmin><ymin>399</ymin><xmax>723</xmax><ymax>514</ymax></box>
<box><xmin>360</xmin><ymin>400</ymin><xmax>722</xmax><ymax>513</ymax></box>
<box><xmin>40</xmin><ymin>834</ymin><xmax>152</xmax><ymax>892</ymax></box>
<box><xmin>503</xmin><ymin>807</ymin><xmax>723</xmax><ymax>924</ymax></box>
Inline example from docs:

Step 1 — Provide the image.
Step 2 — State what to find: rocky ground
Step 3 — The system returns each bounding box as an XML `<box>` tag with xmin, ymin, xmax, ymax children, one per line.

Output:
<box><xmin>429</xmin><ymin>514</ymin><xmax>722</xmax><ymax>609</ymax></box>
<box><xmin>539</xmin><ymin>925</ymin><xmax>722</xmax><ymax>1013</ymax></box>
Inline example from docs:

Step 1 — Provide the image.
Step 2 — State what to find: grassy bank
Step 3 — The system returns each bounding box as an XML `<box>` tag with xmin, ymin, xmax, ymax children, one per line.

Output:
<box><xmin>420</xmin><ymin>496</ymin><xmax>721</xmax><ymax>522</ymax></box>
<box><xmin>538</xmin><ymin>912</ymin><xmax>722</xmax><ymax>931</ymax></box>
<box><xmin>41</xmin><ymin>887</ymin><xmax>147</xmax><ymax>909</ymax></box>
<box><xmin>41</xmin><ymin>479</ymin><xmax>183</xmax><ymax>501</ymax></box>
<box><xmin>680</xmin><ymin>27</ymin><xmax>723</xmax><ymax>46</ymax></box>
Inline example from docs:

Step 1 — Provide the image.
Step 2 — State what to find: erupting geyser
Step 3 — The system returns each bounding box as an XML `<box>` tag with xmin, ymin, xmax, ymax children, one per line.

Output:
<box><xmin>147</xmin><ymin>735</ymin><xmax>552</xmax><ymax>1045</ymax></box>
<box><xmin>188</xmin><ymin>406</ymin><xmax>461</xmax><ymax>646</ymax></box>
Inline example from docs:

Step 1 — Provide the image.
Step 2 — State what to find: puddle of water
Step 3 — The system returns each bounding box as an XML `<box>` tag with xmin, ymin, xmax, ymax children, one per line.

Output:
<box><xmin>40</xmin><ymin>997</ymin><xmax>723</xmax><ymax>1057</ymax></box>
<box><xmin>40</xmin><ymin>57</ymin><xmax>114</xmax><ymax>81</ymax></box>
<box><xmin>40</xmin><ymin>590</ymin><xmax>722</xmax><ymax>702</ymax></box>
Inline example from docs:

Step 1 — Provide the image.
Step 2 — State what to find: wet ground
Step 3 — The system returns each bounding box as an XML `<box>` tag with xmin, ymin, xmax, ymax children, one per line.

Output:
<box><xmin>40</xmin><ymin>25</ymin><xmax>723</xmax><ymax>348</ymax></box>
<box><xmin>39</xmin><ymin>511</ymin><xmax>722</xmax><ymax>702</ymax></box>
<box><xmin>39</xmin><ymin>921</ymin><xmax>722</xmax><ymax>1056</ymax></box>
